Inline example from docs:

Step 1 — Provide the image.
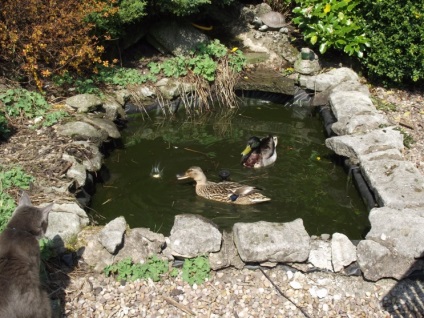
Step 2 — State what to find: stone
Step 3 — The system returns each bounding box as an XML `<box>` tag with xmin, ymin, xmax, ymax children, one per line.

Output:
<box><xmin>310</xmin><ymin>80</ymin><xmax>370</xmax><ymax>106</ymax></box>
<box><xmin>102</xmin><ymin>96</ymin><xmax>127</xmax><ymax>121</ymax></box>
<box><xmin>56</xmin><ymin>121</ymin><xmax>109</xmax><ymax>144</ymax></box>
<box><xmin>299</xmin><ymin>67</ymin><xmax>359</xmax><ymax>92</ymax></box>
<box><xmin>209</xmin><ymin>230</ymin><xmax>244</xmax><ymax>270</ymax></box>
<box><xmin>356</xmin><ymin>240</ymin><xmax>418</xmax><ymax>281</ymax></box>
<box><xmin>45</xmin><ymin>202</ymin><xmax>89</xmax><ymax>250</ymax></box>
<box><xmin>328</xmin><ymin>90</ymin><xmax>390</xmax><ymax>135</ymax></box>
<box><xmin>366</xmin><ymin>207</ymin><xmax>424</xmax><ymax>255</ymax></box>
<box><xmin>331</xmin><ymin>113</ymin><xmax>390</xmax><ymax>135</ymax></box>
<box><xmin>325</xmin><ymin>127</ymin><xmax>404</xmax><ymax>165</ymax></box>
<box><xmin>361</xmin><ymin>159</ymin><xmax>424</xmax><ymax>209</ymax></box>
<box><xmin>72</xmin><ymin>141</ymin><xmax>104</xmax><ymax>172</ymax></box>
<box><xmin>79</xmin><ymin>227</ymin><xmax>114</xmax><ymax>272</ymax></box>
<box><xmin>233</xmin><ymin>219</ymin><xmax>310</xmax><ymax>263</ymax></box>
<box><xmin>63</xmin><ymin>154</ymin><xmax>87</xmax><ymax>187</ymax></box>
<box><xmin>331</xmin><ymin>233</ymin><xmax>357</xmax><ymax>272</ymax></box>
<box><xmin>308</xmin><ymin>239</ymin><xmax>332</xmax><ymax>271</ymax></box>
<box><xmin>147</xmin><ymin>20</ymin><xmax>209</xmax><ymax>56</ymax></box>
<box><xmin>66</xmin><ymin>94</ymin><xmax>103</xmax><ymax>113</ymax></box>
<box><xmin>115</xmin><ymin>228</ymin><xmax>166</xmax><ymax>263</ymax></box>
<box><xmin>80</xmin><ymin>115</ymin><xmax>121</xmax><ymax>139</ymax></box>
<box><xmin>98</xmin><ymin>216</ymin><xmax>127</xmax><ymax>254</ymax></box>
<box><xmin>168</xmin><ymin>214</ymin><xmax>222</xmax><ymax>258</ymax></box>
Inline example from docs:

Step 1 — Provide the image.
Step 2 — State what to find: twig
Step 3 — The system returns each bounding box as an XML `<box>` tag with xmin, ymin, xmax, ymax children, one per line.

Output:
<box><xmin>183</xmin><ymin>147</ymin><xmax>210</xmax><ymax>157</ymax></box>
<box><xmin>163</xmin><ymin>296</ymin><xmax>196</xmax><ymax>316</ymax></box>
<box><xmin>259</xmin><ymin>267</ymin><xmax>312</xmax><ymax>318</ymax></box>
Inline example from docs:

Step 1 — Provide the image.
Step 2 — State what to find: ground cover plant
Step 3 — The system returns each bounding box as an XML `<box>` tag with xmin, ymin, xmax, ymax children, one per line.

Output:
<box><xmin>0</xmin><ymin>166</ymin><xmax>34</xmax><ymax>231</ymax></box>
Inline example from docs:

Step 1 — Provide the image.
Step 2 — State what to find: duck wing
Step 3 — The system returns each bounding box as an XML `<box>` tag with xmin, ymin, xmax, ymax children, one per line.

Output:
<box><xmin>259</xmin><ymin>135</ymin><xmax>277</xmax><ymax>159</ymax></box>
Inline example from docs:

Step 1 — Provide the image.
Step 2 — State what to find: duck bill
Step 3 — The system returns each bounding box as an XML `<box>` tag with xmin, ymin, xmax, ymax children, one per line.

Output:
<box><xmin>176</xmin><ymin>173</ymin><xmax>190</xmax><ymax>180</ymax></box>
<box><xmin>241</xmin><ymin>145</ymin><xmax>252</xmax><ymax>156</ymax></box>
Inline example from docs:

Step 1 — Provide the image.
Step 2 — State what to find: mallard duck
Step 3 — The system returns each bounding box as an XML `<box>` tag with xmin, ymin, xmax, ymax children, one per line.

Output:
<box><xmin>241</xmin><ymin>135</ymin><xmax>278</xmax><ymax>168</ymax></box>
<box><xmin>176</xmin><ymin>166</ymin><xmax>271</xmax><ymax>205</ymax></box>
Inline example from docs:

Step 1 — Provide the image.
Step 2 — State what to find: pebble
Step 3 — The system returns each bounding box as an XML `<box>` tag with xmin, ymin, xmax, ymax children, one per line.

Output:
<box><xmin>62</xmin><ymin>266</ymin><xmax>419</xmax><ymax>317</ymax></box>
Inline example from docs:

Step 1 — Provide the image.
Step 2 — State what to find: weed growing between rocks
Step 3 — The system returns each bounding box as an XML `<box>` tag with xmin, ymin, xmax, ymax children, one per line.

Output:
<box><xmin>103</xmin><ymin>255</ymin><xmax>211</xmax><ymax>285</ymax></box>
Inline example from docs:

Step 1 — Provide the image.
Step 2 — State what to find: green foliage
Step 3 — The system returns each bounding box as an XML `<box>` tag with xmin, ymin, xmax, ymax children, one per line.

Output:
<box><xmin>39</xmin><ymin>238</ymin><xmax>55</xmax><ymax>261</ymax></box>
<box><xmin>148</xmin><ymin>40</ymin><xmax>246</xmax><ymax>82</ymax></box>
<box><xmin>0</xmin><ymin>88</ymin><xmax>67</xmax><ymax>128</ymax></box>
<box><xmin>152</xmin><ymin>0</ymin><xmax>234</xmax><ymax>16</ymax></box>
<box><xmin>182</xmin><ymin>256</ymin><xmax>210</xmax><ymax>285</ymax></box>
<box><xmin>118</xmin><ymin>0</ymin><xmax>147</xmax><ymax>24</ymax></box>
<box><xmin>0</xmin><ymin>166</ymin><xmax>34</xmax><ymax>190</ymax></box>
<box><xmin>96</xmin><ymin>66</ymin><xmax>156</xmax><ymax>86</ymax></box>
<box><xmin>42</xmin><ymin>110</ymin><xmax>69</xmax><ymax>127</ymax></box>
<box><xmin>371</xmin><ymin>97</ymin><xmax>397</xmax><ymax>112</ymax></box>
<box><xmin>86</xmin><ymin>0</ymin><xmax>147</xmax><ymax>38</ymax></box>
<box><xmin>0</xmin><ymin>89</ymin><xmax>50</xmax><ymax>119</ymax></box>
<box><xmin>394</xmin><ymin>127</ymin><xmax>414</xmax><ymax>149</ymax></box>
<box><xmin>292</xmin><ymin>0</ymin><xmax>370</xmax><ymax>57</ymax></box>
<box><xmin>0</xmin><ymin>112</ymin><xmax>10</xmax><ymax>139</ymax></box>
<box><xmin>104</xmin><ymin>255</ymin><xmax>170</xmax><ymax>282</ymax></box>
<box><xmin>190</xmin><ymin>55</ymin><xmax>217</xmax><ymax>81</ymax></box>
<box><xmin>357</xmin><ymin>1</ymin><xmax>424</xmax><ymax>85</ymax></box>
<box><xmin>53</xmin><ymin>66</ymin><xmax>155</xmax><ymax>93</ymax></box>
<box><xmin>0</xmin><ymin>192</ymin><xmax>16</xmax><ymax>232</ymax></box>
<box><xmin>0</xmin><ymin>166</ymin><xmax>34</xmax><ymax>231</ymax></box>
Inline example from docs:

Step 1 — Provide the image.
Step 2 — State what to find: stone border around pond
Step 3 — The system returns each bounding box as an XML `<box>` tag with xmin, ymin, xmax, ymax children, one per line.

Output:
<box><xmin>47</xmin><ymin>67</ymin><xmax>424</xmax><ymax>282</ymax></box>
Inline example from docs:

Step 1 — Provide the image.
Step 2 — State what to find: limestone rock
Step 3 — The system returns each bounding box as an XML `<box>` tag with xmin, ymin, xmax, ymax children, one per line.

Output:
<box><xmin>66</xmin><ymin>94</ymin><xmax>102</xmax><ymax>113</ymax></box>
<box><xmin>168</xmin><ymin>214</ymin><xmax>222</xmax><ymax>258</ymax></box>
<box><xmin>115</xmin><ymin>228</ymin><xmax>166</xmax><ymax>263</ymax></box>
<box><xmin>331</xmin><ymin>233</ymin><xmax>357</xmax><ymax>272</ymax></box>
<box><xmin>233</xmin><ymin>219</ymin><xmax>310</xmax><ymax>263</ymax></box>
<box><xmin>98</xmin><ymin>216</ymin><xmax>127</xmax><ymax>254</ymax></box>
<box><xmin>308</xmin><ymin>238</ymin><xmax>332</xmax><ymax>271</ymax></box>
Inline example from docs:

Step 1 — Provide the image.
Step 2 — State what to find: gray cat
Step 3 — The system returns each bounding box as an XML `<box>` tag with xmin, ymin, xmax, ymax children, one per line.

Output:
<box><xmin>0</xmin><ymin>192</ymin><xmax>53</xmax><ymax>318</ymax></box>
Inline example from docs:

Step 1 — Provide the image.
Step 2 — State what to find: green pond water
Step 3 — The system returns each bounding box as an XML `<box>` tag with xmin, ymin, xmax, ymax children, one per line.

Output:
<box><xmin>91</xmin><ymin>98</ymin><xmax>370</xmax><ymax>239</ymax></box>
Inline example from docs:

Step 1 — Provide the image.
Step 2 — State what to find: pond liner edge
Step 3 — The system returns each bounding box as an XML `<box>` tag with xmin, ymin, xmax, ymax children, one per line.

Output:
<box><xmin>318</xmin><ymin>105</ymin><xmax>379</xmax><ymax>212</ymax></box>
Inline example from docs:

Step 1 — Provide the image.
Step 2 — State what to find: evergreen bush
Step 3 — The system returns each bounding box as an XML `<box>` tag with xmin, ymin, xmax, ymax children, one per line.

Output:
<box><xmin>357</xmin><ymin>0</ymin><xmax>424</xmax><ymax>85</ymax></box>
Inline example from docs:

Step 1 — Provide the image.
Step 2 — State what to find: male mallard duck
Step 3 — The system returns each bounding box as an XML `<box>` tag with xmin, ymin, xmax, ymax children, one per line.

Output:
<box><xmin>176</xmin><ymin>166</ymin><xmax>271</xmax><ymax>205</ymax></box>
<box><xmin>241</xmin><ymin>135</ymin><xmax>278</xmax><ymax>168</ymax></box>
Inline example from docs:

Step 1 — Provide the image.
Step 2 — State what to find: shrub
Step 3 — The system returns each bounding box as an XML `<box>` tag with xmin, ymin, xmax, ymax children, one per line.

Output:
<box><xmin>357</xmin><ymin>1</ymin><xmax>424</xmax><ymax>85</ymax></box>
<box><xmin>292</xmin><ymin>0</ymin><xmax>370</xmax><ymax>57</ymax></box>
<box><xmin>86</xmin><ymin>0</ymin><xmax>147</xmax><ymax>38</ymax></box>
<box><xmin>151</xmin><ymin>0</ymin><xmax>234</xmax><ymax>16</ymax></box>
<box><xmin>0</xmin><ymin>0</ymin><xmax>118</xmax><ymax>89</ymax></box>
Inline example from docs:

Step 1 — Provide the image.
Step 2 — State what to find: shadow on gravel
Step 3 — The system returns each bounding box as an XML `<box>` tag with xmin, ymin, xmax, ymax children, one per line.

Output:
<box><xmin>381</xmin><ymin>252</ymin><xmax>424</xmax><ymax>317</ymax></box>
<box><xmin>44</xmin><ymin>234</ymin><xmax>81</xmax><ymax>317</ymax></box>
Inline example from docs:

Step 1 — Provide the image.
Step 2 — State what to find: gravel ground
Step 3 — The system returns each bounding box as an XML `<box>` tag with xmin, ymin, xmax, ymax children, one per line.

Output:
<box><xmin>61</xmin><ymin>264</ymin><xmax>424</xmax><ymax>318</ymax></box>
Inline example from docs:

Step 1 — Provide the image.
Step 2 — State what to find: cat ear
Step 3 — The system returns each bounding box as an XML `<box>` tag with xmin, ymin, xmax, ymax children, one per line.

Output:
<box><xmin>41</xmin><ymin>203</ymin><xmax>54</xmax><ymax>222</ymax></box>
<box><xmin>18</xmin><ymin>191</ymin><xmax>32</xmax><ymax>207</ymax></box>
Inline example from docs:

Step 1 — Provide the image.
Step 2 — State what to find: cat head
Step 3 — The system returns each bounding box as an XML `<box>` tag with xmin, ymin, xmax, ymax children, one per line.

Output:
<box><xmin>7</xmin><ymin>192</ymin><xmax>53</xmax><ymax>239</ymax></box>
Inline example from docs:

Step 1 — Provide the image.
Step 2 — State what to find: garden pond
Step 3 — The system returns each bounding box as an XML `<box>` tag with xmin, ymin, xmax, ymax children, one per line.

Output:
<box><xmin>91</xmin><ymin>97</ymin><xmax>370</xmax><ymax>239</ymax></box>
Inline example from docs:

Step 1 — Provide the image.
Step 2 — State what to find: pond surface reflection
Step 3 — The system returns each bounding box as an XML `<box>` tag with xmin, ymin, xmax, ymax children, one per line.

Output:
<box><xmin>91</xmin><ymin>99</ymin><xmax>369</xmax><ymax>239</ymax></box>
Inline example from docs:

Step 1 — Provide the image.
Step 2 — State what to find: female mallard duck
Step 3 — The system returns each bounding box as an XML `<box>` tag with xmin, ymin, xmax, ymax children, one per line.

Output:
<box><xmin>241</xmin><ymin>135</ymin><xmax>278</xmax><ymax>168</ymax></box>
<box><xmin>176</xmin><ymin>166</ymin><xmax>271</xmax><ymax>205</ymax></box>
